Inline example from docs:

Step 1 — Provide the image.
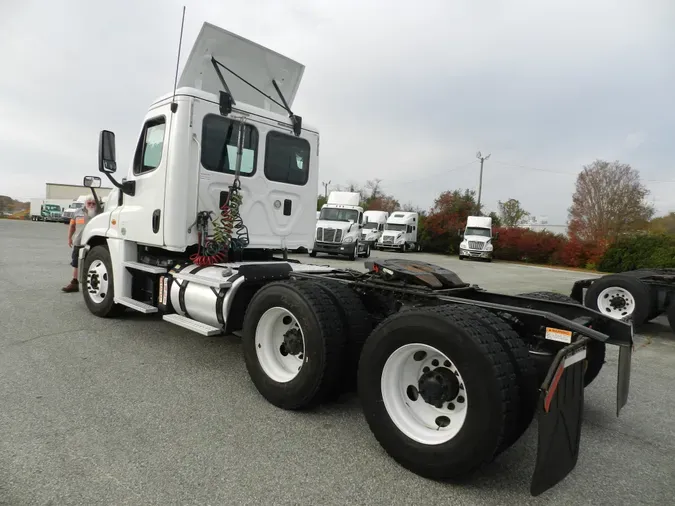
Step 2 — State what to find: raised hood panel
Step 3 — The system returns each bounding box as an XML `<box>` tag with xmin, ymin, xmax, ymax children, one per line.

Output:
<box><xmin>178</xmin><ymin>22</ymin><xmax>305</xmax><ymax>116</ymax></box>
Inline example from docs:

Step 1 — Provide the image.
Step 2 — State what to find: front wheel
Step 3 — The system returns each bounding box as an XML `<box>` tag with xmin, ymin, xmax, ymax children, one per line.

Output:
<box><xmin>81</xmin><ymin>245</ymin><xmax>125</xmax><ymax>318</ymax></box>
<box><xmin>358</xmin><ymin>305</ymin><xmax>518</xmax><ymax>480</ymax></box>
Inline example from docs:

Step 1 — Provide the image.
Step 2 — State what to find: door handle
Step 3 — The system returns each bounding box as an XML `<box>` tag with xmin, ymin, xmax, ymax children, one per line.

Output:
<box><xmin>283</xmin><ymin>199</ymin><xmax>292</xmax><ymax>216</ymax></box>
<box><xmin>152</xmin><ymin>209</ymin><xmax>161</xmax><ymax>233</ymax></box>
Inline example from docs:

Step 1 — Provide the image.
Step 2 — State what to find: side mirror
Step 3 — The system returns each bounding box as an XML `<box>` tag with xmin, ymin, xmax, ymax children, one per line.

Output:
<box><xmin>98</xmin><ymin>130</ymin><xmax>117</xmax><ymax>174</ymax></box>
<box><xmin>494</xmin><ymin>232</ymin><xmax>500</xmax><ymax>240</ymax></box>
<box><xmin>83</xmin><ymin>176</ymin><xmax>101</xmax><ymax>188</ymax></box>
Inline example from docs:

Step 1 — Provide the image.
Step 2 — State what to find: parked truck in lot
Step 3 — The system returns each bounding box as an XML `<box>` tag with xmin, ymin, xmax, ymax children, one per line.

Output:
<box><xmin>29</xmin><ymin>198</ymin><xmax>68</xmax><ymax>222</ymax></box>
<box><xmin>377</xmin><ymin>211</ymin><xmax>419</xmax><ymax>251</ymax></box>
<box><xmin>459</xmin><ymin>215</ymin><xmax>496</xmax><ymax>261</ymax></box>
<box><xmin>77</xmin><ymin>20</ymin><xmax>636</xmax><ymax>497</ymax></box>
<box><xmin>311</xmin><ymin>191</ymin><xmax>370</xmax><ymax>260</ymax></box>
<box><xmin>361</xmin><ymin>210</ymin><xmax>388</xmax><ymax>249</ymax></box>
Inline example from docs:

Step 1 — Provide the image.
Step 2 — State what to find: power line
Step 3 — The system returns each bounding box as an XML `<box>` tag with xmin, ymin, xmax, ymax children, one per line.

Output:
<box><xmin>379</xmin><ymin>160</ymin><xmax>479</xmax><ymax>187</ymax></box>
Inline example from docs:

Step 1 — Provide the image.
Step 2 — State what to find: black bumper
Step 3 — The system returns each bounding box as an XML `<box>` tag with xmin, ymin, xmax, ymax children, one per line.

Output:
<box><xmin>312</xmin><ymin>241</ymin><xmax>357</xmax><ymax>256</ymax></box>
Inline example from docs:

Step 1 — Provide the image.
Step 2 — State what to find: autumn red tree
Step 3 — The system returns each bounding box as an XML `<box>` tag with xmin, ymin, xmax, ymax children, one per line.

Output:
<box><xmin>422</xmin><ymin>189</ymin><xmax>481</xmax><ymax>253</ymax></box>
<box><xmin>568</xmin><ymin>159</ymin><xmax>654</xmax><ymax>242</ymax></box>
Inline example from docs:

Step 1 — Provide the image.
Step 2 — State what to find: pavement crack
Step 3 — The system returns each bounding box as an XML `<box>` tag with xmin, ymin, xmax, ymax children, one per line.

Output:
<box><xmin>3</xmin><ymin>325</ymin><xmax>115</xmax><ymax>349</ymax></box>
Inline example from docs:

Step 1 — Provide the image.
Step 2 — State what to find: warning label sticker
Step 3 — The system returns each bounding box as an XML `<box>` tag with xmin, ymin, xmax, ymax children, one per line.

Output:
<box><xmin>545</xmin><ymin>327</ymin><xmax>573</xmax><ymax>344</ymax></box>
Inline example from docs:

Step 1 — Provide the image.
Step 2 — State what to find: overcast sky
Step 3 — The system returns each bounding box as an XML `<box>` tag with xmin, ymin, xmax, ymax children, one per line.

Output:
<box><xmin>1</xmin><ymin>0</ymin><xmax>673</xmax><ymax>224</ymax></box>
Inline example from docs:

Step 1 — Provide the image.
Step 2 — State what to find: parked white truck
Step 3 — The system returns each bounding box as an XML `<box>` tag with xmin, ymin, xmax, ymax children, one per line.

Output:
<box><xmin>75</xmin><ymin>19</ymin><xmax>635</xmax><ymax>497</ymax></box>
<box><xmin>377</xmin><ymin>211</ymin><xmax>419</xmax><ymax>251</ymax></box>
<box><xmin>29</xmin><ymin>198</ymin><xmax>70</xmax><ymax>222</ymax></box>
<box><xmin>311</xmin><ymin>191</ymin><xmax>370</xmax><ymax>260</ymax></box>
<box><xmin>459</xmin><ymin>215</ymin><xmax>496</xmax><ymax>262</ymax></box>
<box><xmin>361</xmin><ymin>210</ymin><xmax>388</xmax><ymax>249</ymax></box>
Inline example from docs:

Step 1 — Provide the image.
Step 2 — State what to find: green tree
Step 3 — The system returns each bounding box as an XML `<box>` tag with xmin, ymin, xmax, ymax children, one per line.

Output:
<box><xmin>498</xmin><ymin>198</ymin><xmax>530</xmax><ymax>227</ymax></box>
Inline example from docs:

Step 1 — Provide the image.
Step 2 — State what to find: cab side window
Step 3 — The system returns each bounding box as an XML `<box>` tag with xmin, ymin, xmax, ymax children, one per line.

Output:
<box><xmin>133</xmin><ymin>116</ymin><xmax>166</xmax><ymax>175</ymax></box>
<box><xmin>201</xmin><ymin>114</ymin><xmax>259</xmax><ymax>175</ymax></box>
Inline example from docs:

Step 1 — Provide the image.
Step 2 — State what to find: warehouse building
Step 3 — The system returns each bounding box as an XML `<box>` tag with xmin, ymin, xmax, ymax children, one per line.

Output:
<box><xmin>45</xmin><ymin>182</ymin><xmax>113</xmax><ymax>201</ymax></box>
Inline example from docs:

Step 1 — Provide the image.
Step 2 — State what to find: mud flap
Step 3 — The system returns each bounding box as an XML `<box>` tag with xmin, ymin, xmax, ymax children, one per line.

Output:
<box><xmin>530</xmin><ymin>339</ymin><xmax>588</xmax><ymax>496</ymax></box>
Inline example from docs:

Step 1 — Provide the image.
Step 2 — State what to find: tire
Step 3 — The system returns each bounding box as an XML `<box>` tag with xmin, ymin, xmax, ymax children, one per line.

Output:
<box><xmin>464</xmin><ymin>306</ymin><xmax>538</xmax><ymax>453</ymax></box>
<box><xmin>310</xmin><ymin>280</ymin><xmax>375</xmax><ymax>392</ymax></box>
<box><xmin>241</xmin><ymin>280</ymin><xmax>347</xmax><ymax>410</ymax></box>
<box><xmin>81</xmin><ymin>245</ymin><xmax>125</xmax><ymax>318</ymax></box>
<box><xmin>517</xmin><ymin>291</ymin><xmax>606</xmax><ymax>387</ymax></box>
<box><xmin>361</xmin><ymin>243</ymin><xmax>371</xmax><ymax>258</ymax></box>
<box><xmin>584</xmin><ymin>274</ymin><xmax>651</xmax><ymax>325</ymax></box>
<box><xmin>357</xmin><ymin>304</ymin><xmax>518</xmax><ymax>480</ymax></box>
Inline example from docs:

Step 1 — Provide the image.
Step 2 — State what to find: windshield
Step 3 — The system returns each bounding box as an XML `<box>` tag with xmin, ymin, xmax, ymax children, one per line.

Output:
<box><xmin>465</xmin><ymin>227</ymin><xmax>491</xmax><ymax>237</ymax></box>
<box><xmin>44</xmin><ymin>205</ymin><xmax>60</xmax><ymax>211</ymax></box>
<box><xmin>319</xmin><ymin>208</ymin><xmax>359</xmax><ymax>223</ymax></box>
<box><xmin>363</xmin><ymin>222</ymin><xmax>379</xmax><ymax>230</ymax></box>
<box><xmin>70</xmin><ymin>203</ymin><xmax>84</xmax><ymax>209</ymax></box>
<box><xmin>385</xmin><ymin>223</ymin><xmax>406</xmax><ymax>232</ymax></box>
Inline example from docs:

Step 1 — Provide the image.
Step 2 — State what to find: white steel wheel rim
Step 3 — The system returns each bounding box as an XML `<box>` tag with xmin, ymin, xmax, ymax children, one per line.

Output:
<box><xmin>381</xmin><ymin>343</ymin><xmax>468</xmax><ymax>445</ymax></box>
<box><xmin>255</xmin><ymin>307</ymin><xmax>306</xmax><ymax>383</ymax></box>
<box><xmin>597</xmin><ymin>287</ymin><xmax>635</xmax><ymax>320</ymax></box>
<box><xmin>86</xmin><ymin>259</ymin><xmax>109</xmax><ymax>304</ymax></box>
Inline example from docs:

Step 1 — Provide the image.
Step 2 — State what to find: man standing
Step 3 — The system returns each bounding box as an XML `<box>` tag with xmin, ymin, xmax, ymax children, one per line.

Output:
<box><xmin>62</xmin><ymin>196</ymin><xmax>99</xmax><ymax>293</ymax></box>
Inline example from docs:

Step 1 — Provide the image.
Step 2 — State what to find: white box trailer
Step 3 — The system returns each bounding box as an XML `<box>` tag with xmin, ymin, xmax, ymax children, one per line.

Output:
<box><xmin>29</xmin><ymin>198</ymin><xmax>71</xmax><ymax>222</ymax></box>
<box><xmin>377</xmin><ymin>211</ymin><xmax>419</xmax><ymax>251</ymax></box>
<box><xmin>74</xmin><ymin>18</ymin><xmax>635</xmax><ymax>497</ymax></box>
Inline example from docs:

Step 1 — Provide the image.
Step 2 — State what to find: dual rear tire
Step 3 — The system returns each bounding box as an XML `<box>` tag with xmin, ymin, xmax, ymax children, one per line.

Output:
<box><xmin>243</xmin><ymin>282</ymin><xmax>538</xmax><ymax>480</ymax></box>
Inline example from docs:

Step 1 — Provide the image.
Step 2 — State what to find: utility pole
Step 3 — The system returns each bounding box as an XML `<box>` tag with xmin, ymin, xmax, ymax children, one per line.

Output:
<box><xmin>475</xmin><ymin>151</ymin><xmax>490</xmax><ymax>214</ymax></box>
<box><xmin>321</xmin><ymin>180</ymin><xmax>331</xmax><ymax>199</ymax></box>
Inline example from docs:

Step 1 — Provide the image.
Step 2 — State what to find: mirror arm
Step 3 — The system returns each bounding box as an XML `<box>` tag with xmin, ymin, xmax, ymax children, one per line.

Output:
<box><xmin>89</xmin><ymin>187</ymin><xmax>102</xmax><ymax>214</ymax></box>
<box><xmin>103</xmin><ymin>172</ymin><xmax>135</xmax><ymax>197</ymax></box>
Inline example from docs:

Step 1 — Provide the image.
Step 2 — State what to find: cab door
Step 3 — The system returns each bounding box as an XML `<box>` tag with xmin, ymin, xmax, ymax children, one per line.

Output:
<box><xmin>116</xmin><ymin>106</ymin><xmax>172</xmax><ymax>246</ymax></box>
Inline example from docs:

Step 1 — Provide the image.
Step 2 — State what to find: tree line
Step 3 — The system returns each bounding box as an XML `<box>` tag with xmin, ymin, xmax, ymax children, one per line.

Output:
<box><xmin>318</xmin><ymin>159</ymin><xmax>674</xmax><ymax>270</ymax></box>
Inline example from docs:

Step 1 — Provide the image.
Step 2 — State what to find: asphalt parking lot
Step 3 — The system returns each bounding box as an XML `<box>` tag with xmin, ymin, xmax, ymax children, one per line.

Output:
<box><xmin>1</xmin><ymin>218</ymin><xmax>674</xmax><ymax>506</ymax></box>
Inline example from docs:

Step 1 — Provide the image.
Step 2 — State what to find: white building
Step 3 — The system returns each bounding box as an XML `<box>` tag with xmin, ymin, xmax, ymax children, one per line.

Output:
<box><xmin>45</xmin><ymin>182</ymin><xmax>112</xmax><ymax>201</ymax></box>
<box><xmin>520</xmin><ymin>215</ymin><xmax>568</xmax><ymax>236</ymax></box>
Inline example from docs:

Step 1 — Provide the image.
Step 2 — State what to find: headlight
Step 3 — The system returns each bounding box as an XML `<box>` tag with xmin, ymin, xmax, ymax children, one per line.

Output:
<box><xmin>343</xmin><ymin>236</ymin><xmax>354</xmax><ymax>243</ymax></box>
<box><xmin>485</xmin><ymin>243</ymin><xmax>493</xmax><ymax>251</ymax></box>
<box><xmin>460</xmin><ymin>241</ymin><xmax>468</xmax><ymax>248</ymax></box>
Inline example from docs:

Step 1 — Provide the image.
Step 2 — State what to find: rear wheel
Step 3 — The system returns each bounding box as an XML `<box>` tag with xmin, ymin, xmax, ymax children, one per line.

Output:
<box><xmin>517</xmin><ymin>291</ymin><xmax>606</xmax><ymax>387</ymax></box>
<box><xmin>241</xmin><ymin>280</ymin><xmax>346</xmax><ymax>410</ymax></box>
<box><xmin>358</xmin><ymin>304</ymin><xmax>518</xmax><ymax>480</ymax></box>
<box><xmin>584</xmin><ymin>274</ymin><xmax>651</xmax><ymax>325</ymax></box>
<box><xmin>310</xmin><ymin>280</ymin><xmax>374</xmax><ymax>392</ymax></box>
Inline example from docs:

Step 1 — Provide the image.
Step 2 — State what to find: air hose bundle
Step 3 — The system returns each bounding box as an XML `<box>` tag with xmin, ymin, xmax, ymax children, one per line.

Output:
<box><xmin>190</xmin><ymin>120</ymin><xmax>251</xmax><ymax>267</ymax></box>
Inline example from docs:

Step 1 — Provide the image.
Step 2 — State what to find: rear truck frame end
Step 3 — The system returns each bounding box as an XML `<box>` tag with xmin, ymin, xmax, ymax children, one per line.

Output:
<box><xmin>79</xmin><ymin>243</ymin><xmax>634</xmax><ymax>496</ymax></box>
<box><xmin>571</xmin><ymin>269</ymin><xmax>675</xmax><ymax>332</ymax></box>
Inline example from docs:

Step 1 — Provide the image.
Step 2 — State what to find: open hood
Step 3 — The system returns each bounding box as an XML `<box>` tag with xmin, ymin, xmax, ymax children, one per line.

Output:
<box><xmin>178</xmin><ymin>22</ymin><xmax>305</xmax><ymax>116</ymax></box>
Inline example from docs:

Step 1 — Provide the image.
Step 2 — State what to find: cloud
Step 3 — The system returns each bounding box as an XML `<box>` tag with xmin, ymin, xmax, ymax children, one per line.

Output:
<box><xmin>1</xmin><ymin>0</ymin><xmax>673</xmax><ymax>221</ymax></box>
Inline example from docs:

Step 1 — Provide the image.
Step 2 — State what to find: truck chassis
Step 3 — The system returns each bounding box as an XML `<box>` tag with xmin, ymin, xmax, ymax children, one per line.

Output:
<box><xmin>78</xmin><ymin>244</ymin><xmax>633</xmax><ymax>497</ymax></box>
<box><xmin>571</xmin><ymin>268</ymin><xmax>675</xmax><ymax>332</ymax></box>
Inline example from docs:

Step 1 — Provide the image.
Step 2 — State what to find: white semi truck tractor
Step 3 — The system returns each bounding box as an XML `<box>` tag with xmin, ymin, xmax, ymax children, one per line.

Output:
<box><xmin>76</xmin><ymin>20</ymin><xmax>635</xmax><ymax>497</ymax></box>
<box><xmin>459</xmin><ymin>215</ymin><xmax>497</xmax><ymax>261</ymax></box>
<box><xmin>311</xmin><ymin>191</ymin><xmax>370</xmax><ymax>260</ymax></box>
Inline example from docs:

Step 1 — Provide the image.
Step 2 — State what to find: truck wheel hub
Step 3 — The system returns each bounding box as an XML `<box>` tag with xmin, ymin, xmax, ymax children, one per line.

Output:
<box><xmin>282</xmin><ymin>328</ymin><xmax>304</xmax><ymax>356</ymax></box>
<box><xmin>418</xmin><ymin>367</ymin><xmax>460</xmax><ymax>406</ymax></box>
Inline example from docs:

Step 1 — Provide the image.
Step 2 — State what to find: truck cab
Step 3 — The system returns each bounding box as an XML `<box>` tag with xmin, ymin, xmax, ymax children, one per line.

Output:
<box><xmin>459</xmin><ymin>215</ymin><xmax>496</xmax><ymax>261</ymax></box>
<box><xmin>311</xmin><ymin>191</ymin><xmax>370</xmax><ymax>260</ymax></box>
<box><xmin>361</xmin><ymin>210</ymin><xmax>389</xmax><ymax>249</ymax></box>
<box><xmin>377</xmin><ymin>211</ymin><xmax>419</xmax><ymax>251</ymax></box>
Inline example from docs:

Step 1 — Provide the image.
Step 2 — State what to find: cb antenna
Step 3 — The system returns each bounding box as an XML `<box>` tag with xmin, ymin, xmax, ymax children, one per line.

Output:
<box><xmin>170</xmin><ymin>5</ymin><xmax>187</xmax><ymax>113</ymax></box>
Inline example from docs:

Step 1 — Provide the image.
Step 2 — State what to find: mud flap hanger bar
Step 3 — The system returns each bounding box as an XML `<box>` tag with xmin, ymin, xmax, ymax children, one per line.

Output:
<box><xmin>210</xmin><ymin>56</ymin><xmax>303</xmax><ymax>136</ymax></box>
